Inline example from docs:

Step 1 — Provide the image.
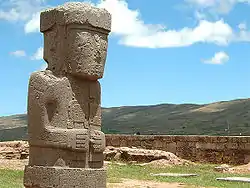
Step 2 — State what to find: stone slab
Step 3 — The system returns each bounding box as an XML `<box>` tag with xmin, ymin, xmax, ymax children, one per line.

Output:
<box><xmin>151</xmin><ymin>173</ymin><xmax>198</xmax><ymax>177</ymax></box>
<box><xmin>40</xmin><ymin>2</ymin><xmax>111</xmax><ymax>32</ymax></box>
<box><xmin>216</xmin><ymin>177</ymin><xmax>250</xmax><ymax>183</ymax></box>
<box><xmin>24</xmin><ymin>165</ymin><xmax>106</xmax><ymax>188</ymax></box>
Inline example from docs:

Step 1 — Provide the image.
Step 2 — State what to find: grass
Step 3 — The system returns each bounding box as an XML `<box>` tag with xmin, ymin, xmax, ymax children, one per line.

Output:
<box><xmin>1</xmin><ymin>163</ymin><xmax>250</xmax><ymax>187</ymax></box>
<box><xmin>107</xmin><ymin>163</ymin><xmax>250</xmax><ymax>188</ymax></box>
<box><xmin>0</xmin><ymin>169</ymin><xmax>23</xmax><ymax>188</ymax></box>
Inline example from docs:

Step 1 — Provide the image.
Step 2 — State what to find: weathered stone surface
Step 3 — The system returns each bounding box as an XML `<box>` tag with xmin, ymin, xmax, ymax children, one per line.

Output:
<box><xmin>24</xmin><ymin>2</ymin><xmax>111</xmax><ymax>188</ymax></box>
<box><xmin>3</xmin><ymin>133</ymin><xmax>250</xmax><ymax>166</ymax></box>
<box><xmin>104</xmin><ymin>146</ymin><xmax>191</xmax><ymax>165</ymax></box>
<box><xmin>165</xmin><ymin>142</ymin><xmax>177</xmax><ymax>153</ymax></box>
<box><xmin>151</xmin><ymin>173</ymin><xmax>198</xmax><ymax>177</ymax></box>
<box><xmin>42</xmin><ymin>2</ymin><xmax>111</xmax><ymax>80</ymax></box>
<box><xmin>40</xmin><ymin>2</ymin><xmax>111</xmax><ymax>32</ymax></box>
<box><xmin>24</xmin><ymin>166</ymin><xmax>106</xmax><ymax>188</ymax></box>
<box><xmin>0</xmin><ymin>141</ymin><xmax>28</xmax><ymax>159</ymax></box>
<box><xmin>216</xmin><ymin>177</ymin><xmax>250</xmax><ymax>183</ymax></box>
<box><xmin>106</xmin><ymin>135</ymin><xmax>250</xmax><ymax>165</ymax></box>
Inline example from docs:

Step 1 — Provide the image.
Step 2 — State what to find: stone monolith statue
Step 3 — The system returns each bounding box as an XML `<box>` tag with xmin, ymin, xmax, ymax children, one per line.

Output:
<box><xmin>23</xmin><ymin>2</ymin><xmax>111</xmax><ymax>188</ymax></box>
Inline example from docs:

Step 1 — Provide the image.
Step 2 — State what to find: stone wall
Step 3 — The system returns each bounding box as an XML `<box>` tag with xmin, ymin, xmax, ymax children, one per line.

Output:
<box><xmin>0</xmin><ymin>141</ymin><xmax>28</xmax><ymax>159</ymax></box>
<box><xmin>106</xmin><ymin>135</ymin><xmax>250</xmax><ymax>165</ymax></box>
<box><xmin>1</xmin><ymin>135</ymin><xmax>250</xmax><ymax>165</ymax></box>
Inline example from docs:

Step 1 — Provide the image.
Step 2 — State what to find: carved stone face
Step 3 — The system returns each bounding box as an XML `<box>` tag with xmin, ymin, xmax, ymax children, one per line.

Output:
<box><xmin>66</xmin><ymin>25</ymin><xmax>108</xmax><ymax>80</ymax></box>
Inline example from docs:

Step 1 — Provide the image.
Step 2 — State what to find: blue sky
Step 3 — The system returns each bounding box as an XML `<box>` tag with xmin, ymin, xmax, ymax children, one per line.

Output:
<box><xmin>0</xmin><ymin>0</ymin><xmax>250</xmax><ymax>116</ymax></box>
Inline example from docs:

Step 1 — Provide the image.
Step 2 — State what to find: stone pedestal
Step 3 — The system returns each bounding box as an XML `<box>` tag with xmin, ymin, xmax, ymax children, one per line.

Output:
<box><xmin>24</xmin><ymin>166</ymin><xmax>106</xmax><ymax>188</ymax></box>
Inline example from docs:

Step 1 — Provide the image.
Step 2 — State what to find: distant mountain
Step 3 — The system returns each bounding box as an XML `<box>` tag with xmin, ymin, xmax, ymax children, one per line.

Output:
<box><xmin>0</xmin><ymin>98</ymin><xmax>250</xmax><ymax>141</ymax></box>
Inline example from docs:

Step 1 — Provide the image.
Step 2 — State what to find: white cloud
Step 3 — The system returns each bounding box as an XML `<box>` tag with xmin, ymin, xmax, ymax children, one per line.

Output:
<box><xmin>188</xmin><ymin>0</ymin><xmax>217</xmax><ymax>7</ymax></box>
<box><xmin>238</xmin><ymin>22</ymin><xmax>247</xmax><ymax>30</ymax></box>
<box><xmin>97</xmin><ymin>0</ymin><xmax>250</xmax><ymax>48</ymax></box>
<box><xmin>236</xmin><ymin>22</ymin><xmax>250</xmax><ymax>42</ymax></box>
<box><xmin>31</xmin><ymin>47</ymin><xmax>43</xmax><ymax>60</ymax></box>
<box><xmin>3</xmin><ymin>0</ymin><xmax>250</xmax><ymax>49</ymax></box>
<box><xmin>97</xmin><ymin>0</ymin><xmax>164</xmax><ymax>37</ymax></box>
<box><xmin>203</xmin><ymin>51</ymin><xmax>229</xmax><ymax>64</ymax></box>
<box><xmin>122</xmin><ymin>19</ymin><xmax>233</xmax><ymax>48</ymax></box>
<box><xmin>0</xmin><ymin>0</ymin><xmax>46</xmax><ymax>33</ymax></box>
<box><xmin>24</xmin><ymin>12</ymin><xmax>40</xmax><ymax>33</ymax></box>
<box><xmin>0</xmin><ymin>0</ymin><xmax>45</xmax><ymax>21</ymax></box>
<box><xmin>9</xmin><ymin>50</ymin><xmax>26</xmax><ymax>57</ymax></box>
<box><xmin>186</xmin><ymin>0</ymin><xmax>250</xmax><ymax>14</ymax></box>
<box><xmin>195</xmin><ymin>10</ymin><xmax>207</xmax><ymax>20</ymax></box>
<box><xmin>0</xmin><ymin>9</ymin><xmax>20</xmax><ymax>21</ymax></box>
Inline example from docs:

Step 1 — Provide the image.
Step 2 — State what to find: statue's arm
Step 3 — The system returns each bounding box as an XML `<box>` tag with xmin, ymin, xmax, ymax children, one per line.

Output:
<box><xmin>28</xmin><ymin>72</ymin><xmax>88</xmax><ymax>151</ymax></box>
<box><xmin>27</xmin><ymin>71</ymin><xmax>49</xmax><ymax>139</ymax></box>
<box><xmin>32</xmin><ymin>126</ymin><xmax>89</xmax><ymax>152</ymax></box>
<box><xmin>89</xmin><ymin>81</ymin><xmax>102</xmax><ymax>130</ymax></box>
<box><xmin>89</xmin><ymin>81</ymin><xmax>105</xmax><ymax>153</ymax></box>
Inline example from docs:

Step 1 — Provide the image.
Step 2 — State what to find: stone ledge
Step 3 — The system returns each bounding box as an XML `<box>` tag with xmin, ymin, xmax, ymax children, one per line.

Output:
<box><xmin>24</xmin><ymin>166</ymin><xmax>106</xmax><ymax>188</ymax></box>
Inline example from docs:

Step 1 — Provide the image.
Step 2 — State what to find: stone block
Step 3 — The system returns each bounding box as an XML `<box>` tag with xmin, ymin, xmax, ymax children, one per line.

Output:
<box><xmin>161</xmin><ymin>136</ymin><xmax>173</xmax><ymax>142</ymax></box>
<box><xmin>120</xmin><ymin>139</ymin><xmax>128</xmax><ymax>147</ymax></box>
<box><xmin>186</xmin><ymin>136</ymin><xmax>199</xmax><ymax>142</ymax></box>
<box><xmin>153</xmin><ymin>139</ymin><xmax>164</xmax><ymax>149</ymax></box>
<box><xmin>227</xmin><ymin>143</ymin><xmax>239</xmax><ymax>149</ymax></box>
<box><xmin>24</xmin><ymin>166</ymin><xmax>106</xmax><ymax>188</ymax></box>
<box><xmin>40</xmin><ymin>2</ymin><xmax>111</xmax><ymax>32</ymax></box>
<box><xmin>165</xmin><ymin>142</ymin><xmax>177</xmax><ymax>153</ymax></box>
<box><xmin>198</xmin><ymin>136</ymin><xmax>211</xmax><ymax>143</ymax></box>
<box><xmin>244</xmin><ymin>155</ymin><xmax>250</xmax><ymax>164</ymax></box>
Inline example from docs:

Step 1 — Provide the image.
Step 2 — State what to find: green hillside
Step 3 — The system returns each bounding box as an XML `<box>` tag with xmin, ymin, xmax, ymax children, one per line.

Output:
<box><xmin>0</xmin><ymin>98</ymin><xmax>250</xmax><ymax>141</ymax></box>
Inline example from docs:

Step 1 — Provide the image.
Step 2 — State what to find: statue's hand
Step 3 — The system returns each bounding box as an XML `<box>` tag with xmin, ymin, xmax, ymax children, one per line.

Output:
<box><xmin>90</xmin><ymin>130</ymin><xmax>105</xmax><ymax>153</ymax></box>
<box><xmin>69</xmin><ymin>129</ymin><xmax>89</xmax><ymax>152</ymax></box>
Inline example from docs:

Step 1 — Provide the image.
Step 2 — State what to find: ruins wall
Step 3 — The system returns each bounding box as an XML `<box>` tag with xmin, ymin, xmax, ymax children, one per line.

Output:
<box><xmin>106</xmin><ymin>134</ymin><xmax>250</xmax><ymax>164</ymax></box>
<box><xmin>1</xmin><ymin>135</ymin><xmax>250</xmax><ymax>164</ymax></box>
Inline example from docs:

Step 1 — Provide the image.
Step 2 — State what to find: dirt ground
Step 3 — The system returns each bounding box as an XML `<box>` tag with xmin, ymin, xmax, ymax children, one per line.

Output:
<box><xmin>229</xmin><ymin>163</ymin><xmax>250</xmax><ymax>174</ymax></box>
<box><xmin>0</xmin><ymin>159</ymin><xmax>28</xmax><ymax>170</ymax></box>
<box><xmin>108</xmin><ymin>179</ymin><xmax>186</xmax><ymax>188</ymax></box>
